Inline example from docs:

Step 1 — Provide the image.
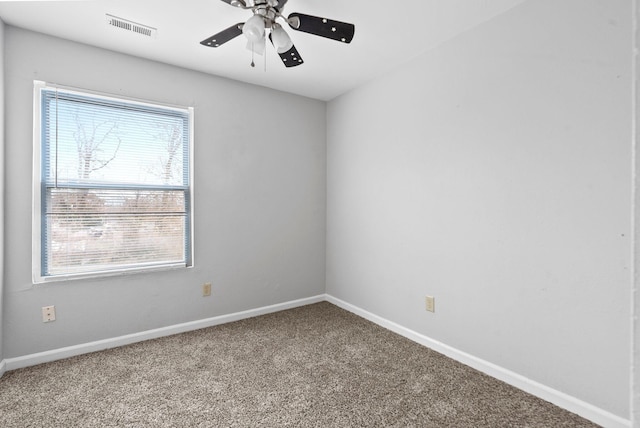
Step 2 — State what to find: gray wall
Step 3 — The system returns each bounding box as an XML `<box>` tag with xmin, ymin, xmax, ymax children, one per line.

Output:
<box><xmin>326</xmin><ymin>0</ymin><xmax>631</xmax><ymax>419</ymax></box>
<box><xmin>3</xmin><ymin>26</ymin><xmax>326</xmax><ymax>358</ymax></box>
<box><xmin>0</xmin><ymin>18</ymin><xmax>4</xmax><ymax>369</ymax></box>
<box><xmin>634</xmin><ymin>0</ymin><xmax>639</xmax><ymax>425</ymax></box>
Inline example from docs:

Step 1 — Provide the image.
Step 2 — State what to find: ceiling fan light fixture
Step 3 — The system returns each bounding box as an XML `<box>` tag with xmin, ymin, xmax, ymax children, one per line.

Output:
<box><xmin>247</xmin><ymin>37</ymin><xmax>266</xmax><ymax>55</ymax></box>
<box><xmin>270</xmin><ymin>25</ymin><xmax>293</xmax><ymax>54</ymax></box>
<box><xmin>242</xmin><ymin>14</ymin><xmax>265</xmax><ymax>43</ymax></box>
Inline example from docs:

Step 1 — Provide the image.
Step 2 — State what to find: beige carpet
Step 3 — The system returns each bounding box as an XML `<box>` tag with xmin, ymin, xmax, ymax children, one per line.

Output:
<box><xmin>0</xmin><ymin>302</ymin><xmax>598</xmax><ymax>427</ymax></box>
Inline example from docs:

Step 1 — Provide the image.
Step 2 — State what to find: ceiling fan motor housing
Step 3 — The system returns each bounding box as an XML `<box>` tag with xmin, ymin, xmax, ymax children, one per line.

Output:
<box><xmin>254</xmin><ymin>6</ymin><xmax>277</xmax><ymax>29</ymax></box>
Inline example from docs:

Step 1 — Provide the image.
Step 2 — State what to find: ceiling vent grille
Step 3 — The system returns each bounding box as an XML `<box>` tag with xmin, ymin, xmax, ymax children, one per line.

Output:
<box><xmin>106</xmin><ymin>14</ymin><xmax>157</xmax><ymax>38</ymax></box>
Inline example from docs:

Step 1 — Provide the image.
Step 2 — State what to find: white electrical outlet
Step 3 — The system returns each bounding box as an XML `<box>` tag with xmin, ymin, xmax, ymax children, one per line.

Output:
<box><xmin>42</xmin><ymin>305</ymin><xmax>56</xmax><ymax>322</ymax></box>
<box><xmin>425</xmin><ymin>296</ymin><xmax>435</xmax><ymax>313</ymax></box>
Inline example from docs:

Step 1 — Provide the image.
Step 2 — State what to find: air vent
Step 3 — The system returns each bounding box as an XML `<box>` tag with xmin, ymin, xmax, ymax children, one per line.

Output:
<box><xmin>106</xmin><ymin>14</ymin><xmax>157</xmax><ymax>38</ymax></box>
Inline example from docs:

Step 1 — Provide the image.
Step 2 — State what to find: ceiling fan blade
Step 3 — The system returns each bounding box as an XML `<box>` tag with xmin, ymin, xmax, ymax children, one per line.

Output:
<box><xmin>269</xmin><ymin>33</ymin><xmax>303</xmax><ymax>67</ymax></box>
<box><xmin>200</xmin><ymin>23</ymin><xmax>244</xmax><ymax>48</ymax></box>
<box><xmin>287</xmin><ymin>13</ymin><xmax>354</xmax><ymax>44</ymax></box>
<box><xmin>277</xmin><ymin>45</ymin><xmax>304</xmax><ymax>68</ymax></box>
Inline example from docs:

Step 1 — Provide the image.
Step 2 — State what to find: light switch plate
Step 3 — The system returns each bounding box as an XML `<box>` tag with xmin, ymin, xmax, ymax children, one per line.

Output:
<box><xmin>202</xmin><ymin>283</ymin><xmax>212</xmax><ymax>297</ymax></box>
<box><xmin>425</xmin><ymin>296</ymin><xmax>435</xmax><ymax>313</ymax></box>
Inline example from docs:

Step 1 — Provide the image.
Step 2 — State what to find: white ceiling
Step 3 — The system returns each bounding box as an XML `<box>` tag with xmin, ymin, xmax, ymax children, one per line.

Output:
<box><xmin>0</xmin><ymin>0</ymin><xmax>526</xmax><ymax>101</ymax></box>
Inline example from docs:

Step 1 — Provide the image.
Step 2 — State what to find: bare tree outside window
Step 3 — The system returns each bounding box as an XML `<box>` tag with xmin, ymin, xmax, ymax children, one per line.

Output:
<box><xmin>74</xmin><ymin>114</ymin><xmax>122</xmax><ymax>180</ymax></box>
<box><xmin>151</xmin><ymin>121</ymin><xmax>184</xmax><ymax>185</ymax></box>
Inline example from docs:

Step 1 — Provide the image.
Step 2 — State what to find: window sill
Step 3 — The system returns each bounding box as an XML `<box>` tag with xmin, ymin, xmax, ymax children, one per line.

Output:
<box><xmin>33</xmin><ymin>262</ymin><xmax>191</xmax><ymax>285</ymax></box>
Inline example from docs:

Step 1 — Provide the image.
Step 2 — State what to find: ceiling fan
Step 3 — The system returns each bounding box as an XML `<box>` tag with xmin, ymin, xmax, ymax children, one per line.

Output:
<box><xmin>200</xmin><ymin>0</ymin><xmax>355</xmax><ymax>68</ymax></box>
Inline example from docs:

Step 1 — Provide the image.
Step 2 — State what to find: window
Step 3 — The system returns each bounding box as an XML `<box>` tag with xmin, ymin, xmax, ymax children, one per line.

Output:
<box><xmin>33</xmin><ymin>81</ymin><xmax>193</xmax><ymax>283</ymax></box>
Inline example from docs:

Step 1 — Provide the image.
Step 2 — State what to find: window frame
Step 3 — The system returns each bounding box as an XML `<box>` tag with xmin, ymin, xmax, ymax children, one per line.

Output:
<box><xmin>32</xmin><ymin>81</ymin><xmax>195</xmax><ymax>284</ymax></box>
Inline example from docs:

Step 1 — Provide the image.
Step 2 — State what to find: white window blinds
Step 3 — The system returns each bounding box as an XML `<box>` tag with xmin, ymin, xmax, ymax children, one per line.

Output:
<box><xmin>34</xmin><ymin>82</ymin><xmax>193</xmax><ymax>282</ymax></box>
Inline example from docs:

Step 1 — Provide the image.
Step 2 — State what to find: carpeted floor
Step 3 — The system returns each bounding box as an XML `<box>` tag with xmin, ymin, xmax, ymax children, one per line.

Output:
<box><xmin>0</xmin><ymin>302</ymin><xmax>598</xmax><ymax>427</ymax></box>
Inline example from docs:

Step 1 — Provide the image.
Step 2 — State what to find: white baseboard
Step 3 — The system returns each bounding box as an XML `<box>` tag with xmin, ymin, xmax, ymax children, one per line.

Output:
<box><xmin>4</xmin><ymin>294</ymin><xmax>325</xmax><ymax>372</ymax></box>
<box><xmin>325</xmin><ymin>295</ymin><xmax>631</xmax><ymax>428</ymax></box>
<box><xmin>2</xmin><ymin>293</ymin><xmax>630</xmax><ymax>428</ymax></box>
